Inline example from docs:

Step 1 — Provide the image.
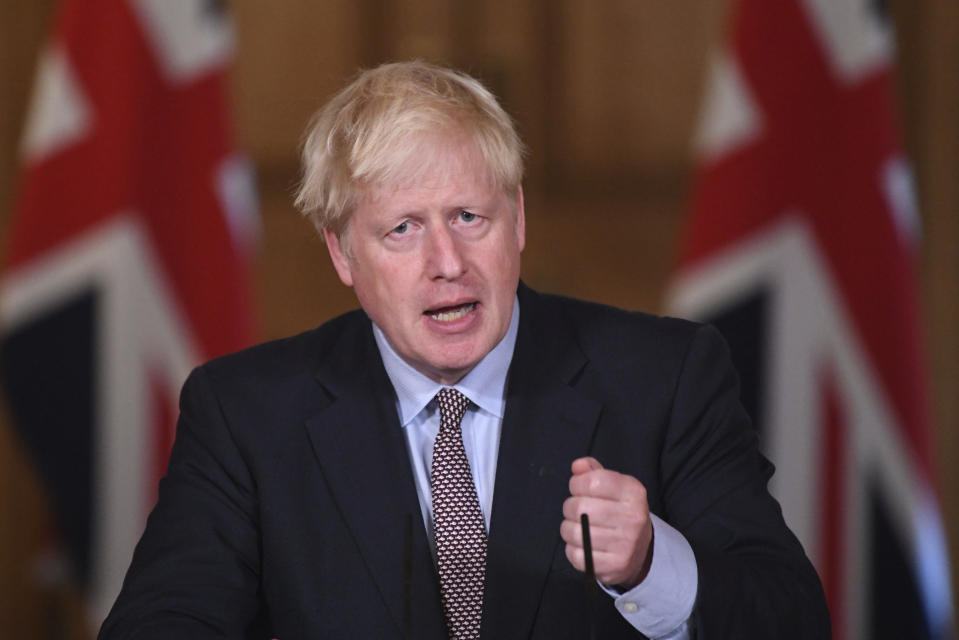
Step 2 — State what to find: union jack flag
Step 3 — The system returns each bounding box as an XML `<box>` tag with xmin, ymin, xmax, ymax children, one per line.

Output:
<box><xmin>668</xmin><ymin>0</ymin><xmax>953</xmax><ymax>638</ymax></box>
<box><xmin>1</xmin><ymin>0</ymin><xmax>257</xmax><ymax>629</ymax></box>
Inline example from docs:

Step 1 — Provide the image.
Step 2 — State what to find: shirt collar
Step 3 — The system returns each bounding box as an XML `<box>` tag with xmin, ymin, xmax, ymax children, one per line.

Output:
<box><xmin>373</xmin><ymin>296</ymin><xmax>520</xmax><ymax>426</ymax></box>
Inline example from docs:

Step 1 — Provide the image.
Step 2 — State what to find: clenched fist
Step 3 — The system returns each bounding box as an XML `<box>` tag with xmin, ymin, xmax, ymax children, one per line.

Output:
<box><xmin>560</xmin><ymin>457</ymin><xmax>654</xmax><ymax>590</ymax></box>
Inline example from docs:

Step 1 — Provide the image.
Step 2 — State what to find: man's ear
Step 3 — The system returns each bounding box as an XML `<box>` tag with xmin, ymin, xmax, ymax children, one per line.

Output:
<box><xmin>515</xmin><ymin>186</ymin><xmax>526</xmax><ymax>252</ymax></box>
<box><xmin>323</xmin><ymin>228</ymin><xmax>354</xmax><ymax>287</ymax></box>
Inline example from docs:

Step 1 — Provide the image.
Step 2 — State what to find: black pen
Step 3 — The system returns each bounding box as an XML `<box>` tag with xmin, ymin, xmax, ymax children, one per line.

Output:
<box><xmin>581</xmin><ymin>513</ymin><xmax>598</xmax><ymax>640</ymax></box>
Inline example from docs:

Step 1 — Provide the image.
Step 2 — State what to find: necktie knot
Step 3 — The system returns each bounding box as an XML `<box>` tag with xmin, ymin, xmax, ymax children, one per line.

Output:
<box><xmin>436</xmin><ymin>388</ymin><xmax>470</xmax><ymax>432</ymax></box>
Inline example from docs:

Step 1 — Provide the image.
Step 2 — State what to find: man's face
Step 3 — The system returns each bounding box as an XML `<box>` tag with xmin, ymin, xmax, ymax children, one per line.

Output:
<box><xmin>324</xmin><ymin>138</ymin><xmax>525</xmax><ymax>385</ymax></box>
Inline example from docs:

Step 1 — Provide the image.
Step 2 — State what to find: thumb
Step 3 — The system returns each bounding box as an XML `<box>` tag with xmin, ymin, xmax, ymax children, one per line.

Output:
<box><xmin>571</xmin><ymin>456</ymin><xmax>604</xmax><ymax>475</ymax></box>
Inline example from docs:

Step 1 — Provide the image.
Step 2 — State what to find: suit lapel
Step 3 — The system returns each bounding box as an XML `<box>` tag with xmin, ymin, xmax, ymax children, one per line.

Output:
<box><xmin>303</xmin><ymin>324</ymin><xmax>446</xmax><ymax>639</ymax></box>
<box><xmin>482</xmin><ymin>286</ymin><xmax>603</xmax><ymax>637</ymax></box>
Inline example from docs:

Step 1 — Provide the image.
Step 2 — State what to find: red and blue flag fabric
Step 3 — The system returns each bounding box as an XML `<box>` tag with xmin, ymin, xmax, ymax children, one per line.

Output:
<box><xmin>1</xmin><ymin>0</ymin><xmax>258</xmax><ymax>628</ymax></box>
<box><xmin>668</xmin><ymin>1</ymin><xmax>953</xmax><ymax>638</ymax></box>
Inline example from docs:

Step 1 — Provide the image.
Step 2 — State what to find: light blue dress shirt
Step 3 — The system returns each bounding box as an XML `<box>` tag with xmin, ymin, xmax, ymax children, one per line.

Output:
<box><xmin>372</xmin><ymin>297</ymin><xmax>696</xmax><ymax>639</ymax></box>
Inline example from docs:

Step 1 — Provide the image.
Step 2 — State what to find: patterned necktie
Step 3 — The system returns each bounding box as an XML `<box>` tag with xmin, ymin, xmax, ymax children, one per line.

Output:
<box><xmin>431</xmin><ymin>388</ymin><xmax>487</xmax><ymax>639</ymax></box>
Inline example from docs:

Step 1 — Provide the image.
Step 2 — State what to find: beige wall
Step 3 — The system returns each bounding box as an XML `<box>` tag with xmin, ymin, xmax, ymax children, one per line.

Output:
<box><xmin>0</xmin><ymin>1</ymin><xmax>956</xmax><ymax>636</ymax></box>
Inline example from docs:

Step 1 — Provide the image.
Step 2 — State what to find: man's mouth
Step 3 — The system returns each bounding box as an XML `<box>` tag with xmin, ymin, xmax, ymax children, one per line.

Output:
<box><xmin>426</xmin><ymin>302</ymin><xmax>476</xmax><ymax>322</ymax></box>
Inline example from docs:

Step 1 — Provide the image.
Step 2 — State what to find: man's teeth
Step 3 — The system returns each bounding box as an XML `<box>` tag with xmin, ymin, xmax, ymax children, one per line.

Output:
<box><xmin>430</xmin><ymin>303</ymin><xmax>475</xmax><ymax>322</ymax></box>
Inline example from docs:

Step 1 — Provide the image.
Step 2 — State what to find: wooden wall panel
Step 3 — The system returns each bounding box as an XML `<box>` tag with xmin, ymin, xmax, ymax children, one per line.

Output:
<box><xmin>0</xmin><ymin>1</ymin><xmax>57</xmax><ymax>233</ymax></box>
<box><xmin>389</xmin><ymin>0</ymin><xmax>455</xmax><ymax>61</ymax></box>
<box><xmin>547</xmin><ymin>1</ymin><xmax>725</xmax><ymax>190</ymax></box>
<box><xmin>231</xmin><ymin>0</ymin><xmax>364</xmax><ymax>169</ymax></box>
<box><xmin>911</xmin><ymin>0</ymin><xmax>959</xmax><ymax>610</ymax></box>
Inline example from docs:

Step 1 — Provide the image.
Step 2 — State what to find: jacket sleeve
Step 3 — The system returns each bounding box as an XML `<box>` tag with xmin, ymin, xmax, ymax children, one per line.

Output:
<box><xmin>658</xmin><ymin>324</ymin><xmax>831</xmax><ymax>639</ymax></box>
<box><xmin>98</xmin><ymin>365</ymin><xmax>266</xmax><ymax>639</ymax></box>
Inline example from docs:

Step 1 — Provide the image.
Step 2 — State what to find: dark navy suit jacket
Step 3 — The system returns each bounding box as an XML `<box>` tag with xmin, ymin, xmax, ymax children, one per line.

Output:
<box><xmin>100</xmin><ymin>284</ymin><xmax>829</xmax><ymax>639</ymax></box>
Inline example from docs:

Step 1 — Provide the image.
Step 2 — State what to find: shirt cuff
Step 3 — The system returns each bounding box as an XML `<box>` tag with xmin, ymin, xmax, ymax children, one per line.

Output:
<box><xmin>600</xmin><ymin>513</ymin><xmax>698</xmax><ymax>639</ymax></box>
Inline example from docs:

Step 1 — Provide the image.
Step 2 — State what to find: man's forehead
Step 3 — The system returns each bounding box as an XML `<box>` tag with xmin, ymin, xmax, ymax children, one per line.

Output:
<box><xmin>382</xmin><ymin>131</ymin><xmax>487</xmax><ymax>174</ymax></box>
<box><xmin>357</xmin><ymin>140</ymin><xmax>499</xmax><ymax>204</ymax></box>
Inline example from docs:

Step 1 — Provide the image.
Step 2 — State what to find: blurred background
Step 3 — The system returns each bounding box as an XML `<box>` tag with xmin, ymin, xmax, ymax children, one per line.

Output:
<box><xmin>0</xmin><ymin>1</ymin><xmax>956</xmax><ymax>638</ymax></box>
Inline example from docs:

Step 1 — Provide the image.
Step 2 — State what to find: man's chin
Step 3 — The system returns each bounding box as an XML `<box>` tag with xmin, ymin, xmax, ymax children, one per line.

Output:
<box><xmin>417</xmin><ymin>349</ymin><xmax>485</xmax><ymax>385</ymax></box>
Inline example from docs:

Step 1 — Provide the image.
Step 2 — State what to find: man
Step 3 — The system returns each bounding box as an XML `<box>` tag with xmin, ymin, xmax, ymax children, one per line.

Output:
<box><xmin>101</xmin><ymin>61</ymin><xmax>829</xmax><ymax>639</ymax></box>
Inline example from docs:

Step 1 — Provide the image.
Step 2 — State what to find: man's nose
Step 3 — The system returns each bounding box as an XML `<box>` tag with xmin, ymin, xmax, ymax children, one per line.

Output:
<box><xmin>426</xmin><ymin>225</ymin><xmax>466</xmax><ymax>280</ymax></box>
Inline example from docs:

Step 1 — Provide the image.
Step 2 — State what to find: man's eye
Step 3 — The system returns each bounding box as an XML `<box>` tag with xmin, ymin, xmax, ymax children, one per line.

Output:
<box><xmin>459</xmin><ymin>211</ymin><xmax>477</xmax><ymax>223</ymax></box>
<box><xmin>392</xmin><ymin>221</ymin><xmax>409</xmax><ymax>235</ymax></box>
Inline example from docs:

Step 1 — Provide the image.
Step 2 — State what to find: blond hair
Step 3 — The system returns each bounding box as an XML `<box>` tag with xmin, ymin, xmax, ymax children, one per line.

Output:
<box><xmin>294</xmin><ymin>61</ymin><xmax>525</xmax><ymax>237</ymax></box>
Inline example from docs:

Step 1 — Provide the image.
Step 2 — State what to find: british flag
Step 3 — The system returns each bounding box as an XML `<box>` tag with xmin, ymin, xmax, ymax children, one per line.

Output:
<box><xmin>668</xmin><ymin>0</ymin><xmax>953</xmax><ymax>638</ymax></box>
<box><xmin>1</xmin><ymin>0</ymin><xmax>257</xmax><ymax>629</ymax></box>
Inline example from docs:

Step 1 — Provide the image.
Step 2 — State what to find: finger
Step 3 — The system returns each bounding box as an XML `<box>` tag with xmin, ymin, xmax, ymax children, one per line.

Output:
<box><xmin>566</xmin><ymin>544</ymin><xmax>645</xmax><ymax>587</ymax></box>
<box><xmin>569</xmin><ymin>470</ymin><xmax>647</xmax><ymax>505</ymax></box>
<box><xmin>569</xmin><ymin>469</ymin><xmax>619</xmax><ymax>498</ymax></box>
<box><xmin>563</xmin><ymin>495</ymin><xmax>603</xmax><ymax>522</ymax></box>
<box><xmin>560</xmin><ymin>518</ymin><xmax>581</xmax><ymax>546</ymax></box>
<box><xmin>562</xmin><ymin>496</ymin><xmax>628</xmax><ymax>526</ymax></box>
<box><xmin>562</xmin><ymin>516</ymin><xmax>643</xmax><ymax>554</ymax></box>
<box><xmin>565</xmin><ymin>541</ymin><xmax>609</xmax><ymax>573</ymax></box>
<box><xmin>564</xmin><ymin>544</ymin><xmax>623</xmax><ymax>580</ymax></box>
<box><xmin>565</xmin><ymin>541</ymin><xmax>585</xmax><ymax>572</ymax></box>
<box><xmin>560</xmin><ymin>516</ymin><xmax>620</xmax><ymax>549</ymax></box>
<box><xmin>571</xmin><ymin>456</ymin><xmax>603</xmax><ymax>475</ymax></box>
<box><xmin>560</xmin><ymin>517</ymin><xmax>597</xmax><ymax>547</ymax></box>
